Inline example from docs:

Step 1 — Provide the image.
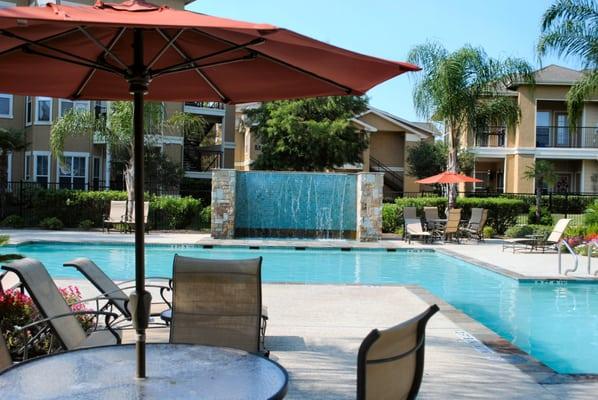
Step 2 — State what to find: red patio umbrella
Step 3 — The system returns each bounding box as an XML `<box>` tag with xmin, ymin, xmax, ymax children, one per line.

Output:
<box><xmin>415</xmin><ymin>171</ymin><xmax>482</xmax><ymax>185</ymax></box>
<box><xmin>0</xmin><ymin>0</ymin><xmax>419</xmax><ymax>378</ymax></box>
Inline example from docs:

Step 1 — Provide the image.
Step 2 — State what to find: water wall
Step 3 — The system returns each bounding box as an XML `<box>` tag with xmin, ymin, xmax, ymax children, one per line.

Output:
<box><xmin>235</xmin><ymin>171</ymin><xmax>356</xmax><ymax>239</ymax></box>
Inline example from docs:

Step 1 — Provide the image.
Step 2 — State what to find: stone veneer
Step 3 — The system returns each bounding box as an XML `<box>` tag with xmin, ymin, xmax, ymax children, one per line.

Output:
<box><xmin>355</xmin><ymin>172</ymin><xmax>384</xmax><ymax>242</ymax></box>
<box><xmin>211</xmin><ymin>169</ymin><xmax>236</xmax><ymax>239</ymax></box>
<box><xmin>211</xmin><ymin>170</ymin><xmax>384</xmax><ymax>241</ymax></box>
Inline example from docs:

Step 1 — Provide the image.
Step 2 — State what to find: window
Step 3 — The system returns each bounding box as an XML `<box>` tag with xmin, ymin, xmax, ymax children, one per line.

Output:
<box><xmin>536</xmin><ymin>111</ymin><xmax>551</xmax><ymax>147</ymax></box>
<box><xmin>92</xmin><ymin>157</ymin><xmax>101</xmax><ymax>190</ymax></box>
<box><xmin>25</xmin><ymin>154</ymin><xmax>31</xmax><ymax>181</ymax></box>
<box><xmin>59</xmin><ymin>155</ymin><xmax>87</xmax><ymax>190</ymax></box>
<box><xmin>35</xmin><ymin>97</ymin><xmax>52</xmax><ymax>124</ymax></box>
<box><xmin>35</xmin><ymin>154</ymin><xmax>49</xmax><ymax>186</ymax></box>
<box><xmin>95</xmin><ymin>101</ymin><xmax>107</xmax><ymax>120</ymax></box>
<box><xmin>0</xmin><ymin>94</ymin><xmax>12</xmax><ymax>118</ymax></box>
<box><xmin>25</xmin><ymin>96</ymin><xmax>32</xmax><ymax>125</ymax></box>
<box><xmin>59</xmin><ymin>100</ymin><xmax>90</xmax><ymax>118</ymax></box>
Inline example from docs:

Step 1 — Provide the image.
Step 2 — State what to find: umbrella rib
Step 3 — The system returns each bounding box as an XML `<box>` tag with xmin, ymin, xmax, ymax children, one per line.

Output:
<box><xmin>0</xmin><ymin>29</ymin><xmax>123</xmax><ymax>75</ymax></box>
<box><xmin>22</xmin><ymin>45</ymin><xmax>122</xmax><ymax>76</ymax></box>
<box><xmin>150</xmin><ymin>37</ymin><xmax>264</xmax><ymax>77</ymax></box>
<box><xmin>0</xmin><ymin>27</ymin><xmax>80</xmax><ymax>59</ymax></box>
<box><xmin>155</xmin><ymin>28</ymin><xmax>228</xmax><ymax>103</ymax></box>
<box><xmin>72</xmin><ymin>28</ymin><xmax>127</xmax><ymax>99</ymax></box>
<box><xmin>190</xmin><ymin>28</ymin><xmax>356</xmax><ymax>95</ymax></box>
<box><xmin>155</xmin><ymin>54</ymin><xmax>257</xmax><ymax>78</ymax></box>
<box><xmin>77</xmin><ymin>26</ymin><xmax>130</xmax><ymax>73</ymax></box>
<box><xmin>146</xmin><ymin>28</ymin><xmax>185</xmax><ymax>70</ymax></box>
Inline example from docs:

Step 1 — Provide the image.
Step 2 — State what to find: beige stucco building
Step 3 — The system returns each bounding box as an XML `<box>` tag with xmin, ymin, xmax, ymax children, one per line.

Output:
<box><xmin>467</xmin><ymin>65</ymin><xmax>598</xmax><ymax>194</ymax></box>
<box><xmin>0</xmin><ymin>0</ymin><xmax>236</xmax><ymax>191</ymax></box>
<box><xmin>234</xmin><ymin>104</ymin><xmax>438</xmax><ymax>198</ymax></box>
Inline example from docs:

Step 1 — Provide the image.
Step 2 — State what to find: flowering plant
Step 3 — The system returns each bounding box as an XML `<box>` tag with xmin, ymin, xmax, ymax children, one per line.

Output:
<box><xmin>58</xmin><ymin>285</ymin><xmax>95</xmax><ymax>331</ymax></box>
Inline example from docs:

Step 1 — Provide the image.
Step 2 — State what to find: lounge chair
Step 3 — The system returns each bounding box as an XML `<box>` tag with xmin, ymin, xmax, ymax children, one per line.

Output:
<box><xmin>169</xmin><ymin>255</ymin><xmax>268</xmax><ymax>354</ymax></box>
<box><xmin>423</xmin><ymin>206</ymin><xmax>441</xmax><ymax>230</ymax></box>
<box><xmin>63</xmin><ymin>258</ymin><xmax>171</xmax><ymax>324</ymax></box>
<box><xmin>1</xmin><ymin>258</ymin><xmax>120</xmax><ymax>358</ymax></box>
<box><xmin>357</xmin><ymin>304</ymin><xmax>439</xmax><ymax>400</ymax></box>
<box><xmin>461</xmin><ymin>208</ymin><xmax>488</xmax><ymax>242</ymax></box>
<box><xmin>402</xmin><ymin>207</ymin><xmax>418</xmax><ymax>238</ymax></box>
<box><xmin>127</xmin><ymin>201</ymin><xmax>150</xmax><ymax>233</ymax></box>
<box><xmin>439</xmin><ymin>208</ymin><xmax>462</xmax><ymax>243</ymax></box>
<box><xmin>502</xmin><ymin>218</ymin><xmax>571</xmax><ymax>253</ymax></box>
<box><xmin>405</xmin><ymin>219</ymin><xmax>431</xmax><ymax>244</ymax></box>
<box><xmin>0</xmin><ymin>332</ymin><xmax>11</xmax><ymax>372</ymax></box>
<box><xmin>103</xmin><ymin>200</ymin><xmax>127</xmax><ymax>233</ymax></box>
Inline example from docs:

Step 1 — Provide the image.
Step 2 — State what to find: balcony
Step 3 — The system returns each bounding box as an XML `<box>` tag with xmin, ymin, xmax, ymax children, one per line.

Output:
<box><xmin>183</xmin><ymin>149</ymin><xmax>223</xmax><ymax>179</ymax></box>
<box><xmin>536</xmin><ymin>126</ymin><xmax>598</xmax><ymax>148</ymax></box>
<box><xmin>183</xmin><ymin>101</ymin><xmax>226</xmax><ymax>117</ymax></box>
<box><xmin>474</xmin><ymin>126</ymin><xmax>506</xmax><ymax>147</ymax></box>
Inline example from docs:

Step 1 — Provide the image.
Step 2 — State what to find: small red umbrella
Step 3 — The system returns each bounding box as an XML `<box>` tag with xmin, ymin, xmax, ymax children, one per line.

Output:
<box><xmin>0</xmin><ymin>0</ymin><xmax>419</xmax><ymax>378</ymax></box>
<box><xmin>416</xmin><ymin>171</ymin><xmax>482</xmax><ymax>185</ymax></box>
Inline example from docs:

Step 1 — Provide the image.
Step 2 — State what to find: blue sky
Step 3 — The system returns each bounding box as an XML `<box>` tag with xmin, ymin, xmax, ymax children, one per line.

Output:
<box><xmin>189</xmin><ymin>0</ymin><xmax>581</xmax><ymax>122</ymax></box>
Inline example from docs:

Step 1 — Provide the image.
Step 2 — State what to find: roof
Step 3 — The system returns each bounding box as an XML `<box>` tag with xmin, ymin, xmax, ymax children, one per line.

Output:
<box><xmin>509</xmin><ymin>64</ymin><xmax>584</xmax><ymax>89</ymax></box>
<box><xmin>357</xmin><ymin>107</ymin><xmax>439</xmax><ymax>138</ymax></box>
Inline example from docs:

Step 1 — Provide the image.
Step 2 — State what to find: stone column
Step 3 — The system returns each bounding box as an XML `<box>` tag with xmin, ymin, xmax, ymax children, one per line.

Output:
<box><xmin>356</xmin><ymin>172</ymin><xmax>383</xmax><ymax>242</ymax></box>
<box><xmin>211</xmin><ymin>169</ymin><xmax>236</xmax><ymax>239</ymax></box>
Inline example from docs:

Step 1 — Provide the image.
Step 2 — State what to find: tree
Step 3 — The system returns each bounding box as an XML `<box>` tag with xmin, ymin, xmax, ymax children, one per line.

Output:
<box><xmin>406</xmin><ymin>140</ymin><xmax>447</xmax><ymax>179</ymax></box>
<box><xmin>0</xmin><ymin>128</ymin><xmax>26</xmax><ymax>212</ymax></box>
<box><xmin>538</xmin><ymin>0</ymin><xmax>598</xmax><ymax>125</ymax></box>
<box><xmin>524</xmin><ymin>160</ymin><xmax>557</xmax><ymax>220</ymax></box>
<box><xmin>247</xmin><ymin>96</ymin><xmax>369</xmax><ymax>171</ymax></box>
<box><xmin>407</xmin><ymin>42</ymin><xmax>534</xmax><ymax>208</ymax></box>
<box><xmin>51</xmin><ymin>102</ymin><xmax>205</xmax><ymax>209</ymax></box>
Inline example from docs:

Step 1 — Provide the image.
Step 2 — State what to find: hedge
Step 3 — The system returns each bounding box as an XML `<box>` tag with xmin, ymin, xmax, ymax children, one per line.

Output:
<box><xmin>10</xmin><ymin>188</ymin><xmax>210</xmax><ymax>230</ymax></box>
<box><xmin>392</xmin><ymin>196</ymin><xmax>526</xmax><ymax>234</ymax></box>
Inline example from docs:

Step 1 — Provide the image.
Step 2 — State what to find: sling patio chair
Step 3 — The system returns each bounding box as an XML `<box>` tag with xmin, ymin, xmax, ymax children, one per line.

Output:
<box><xmin>0</xmin><ymin>332</ymin><xmax>11</xmax><ymax>372</ymax></box>
<box><xmin>63</xmin><ymin>258</ymin><xmax>172</xmax><ymax>326</ymax></box>
<box><xmin>460</xmin><ymin>208</ymin><xmax>488</xmax><ymax>242</ymax></box>
<box><xmin>423</xmin><ymin>206</ymin><xmax>442</xmax><ymax>231</ymax></box>
<box><xmin>103</xmin><ymin>200</ymin><xmax>127</xmax><ymax>233</ymax></box>
<box><xmin>402</xmin><ymin>207</ymin><xmax>418</xmax><ymax>239</ymax></box>
<box><xmin>439</xmin><ymin>208</ymin><xmax>462</xmax><ymax>243</ymax></box>
<box><xmin>126</xmin><ymin>201</ymin><xmax>150</xmax><ymax>233</ymax></box>
<box><xmin>357</xmin><ymin>304</ymin><xmax>439</xmax><ymax>400</ymax></box>
<box><xmin>1</xmin><ymin>258</ymin><xmax>120</xmax><ymax>359</ymax></box>
<box><xmin>502</xmin><ymin>218</ymin><xmax>571</xmax><ymax>253</ymax></box>
<box><xmin>169</xmin><ymin>255</ymin><xmax>268</xmax><ymax>355</ymax></box>
<box><xmin>405</xmin><ymin>219</ymin><xmax>432</xmax><ymax>244</ymax></box>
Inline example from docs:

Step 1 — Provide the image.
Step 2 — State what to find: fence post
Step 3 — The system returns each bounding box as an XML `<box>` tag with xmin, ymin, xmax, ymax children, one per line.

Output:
<box><xmin>565</xmin><ymin>192</ymin><xmax>569</xmax><ymax>218</ymax></box>
<box><xmin>548</xmin><ymin>192</ymin><xmax>553</xmax><ymax>213</ymax></box>
<box><xmin>18</xmin><ymin>180</ymin><xmax>22</xmax><ymax>218</ymax></box>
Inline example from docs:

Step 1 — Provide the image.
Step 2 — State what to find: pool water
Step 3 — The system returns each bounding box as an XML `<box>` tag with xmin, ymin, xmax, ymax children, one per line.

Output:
<box><xmin>2</xmin><ymin>243</ymin><xmax>598</xmax><ymax>375</ymax></box>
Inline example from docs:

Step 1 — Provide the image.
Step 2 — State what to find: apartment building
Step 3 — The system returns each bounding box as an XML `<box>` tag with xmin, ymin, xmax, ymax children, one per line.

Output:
<box><xmin>234</xmin><ymin>104</ymin><xmax>438</xmax><ymax>197</ymax></box>
<box><xmin>0</xmin><ymin>0</ymin><xmax>236</xmax><ymax>191</ymax></box>
<box><xmin>468</xmin><ymin>65</ymin><xmax>598</xmax><ymax>194</ymax></box>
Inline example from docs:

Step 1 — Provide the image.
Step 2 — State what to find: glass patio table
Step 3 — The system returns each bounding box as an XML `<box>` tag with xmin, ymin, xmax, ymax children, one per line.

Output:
<box><xmin>0</xmin><ymin>343</ymin><xmax>288</xmax><ymax>400</ymax></box>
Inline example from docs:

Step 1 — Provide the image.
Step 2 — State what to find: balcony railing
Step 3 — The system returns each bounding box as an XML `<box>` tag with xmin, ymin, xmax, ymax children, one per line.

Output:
<box><xmin>183</xmin><ymin>149</ymin><xmax>223</xmax><ymax>173</ymax></box>
<box><xmin>184</xmin><ymin>101</ymin><xmax>225</xmax><ymax>110</ymax></box>
<box><xmin>536</xmin><ymin>126</ymin><xmax>598</xmax><ymax>148</ymax></box>
<box><xmin>474</xmin><ymin>126</ymin><xmax>506</xmax><ymax>147</ymax></box>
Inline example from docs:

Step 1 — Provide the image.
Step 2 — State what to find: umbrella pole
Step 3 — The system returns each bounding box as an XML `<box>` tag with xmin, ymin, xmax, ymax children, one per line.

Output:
<box><xmin>128</xmin><ymin>28</ymin><xmax>152</xmax><ymax>379</ymax></box>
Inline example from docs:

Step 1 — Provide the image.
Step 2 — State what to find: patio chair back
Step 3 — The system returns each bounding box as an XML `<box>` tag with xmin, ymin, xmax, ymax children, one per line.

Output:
<box><xmin>170</xmin><ymin>255</ymin><xmax>263</xmax><ymax>353</ymax></box>
<box><xmin>357</xmin><ymin>305</ymin><xmax>439</xmax><ymax>400</ymax></box>
<box><xmin>107</xmin><ymin>201</ymin><xmax>127</xmax><ymax>223</ymax></box>
<box><xmin>479</xmin><ymin>209</ymin><xmax>488</xmax><ymax>231</ymax></box>
<box><xmin>129</xmin><ymin>201</ymin><xmax>149</xmax><ymax>224</ymax></box>
<box><xmin>403</xmin><ymin>207</ymin><xmax>417</xmax><ymax>221</ymax></box>
<box><xmin>547</xmin><ymin>218</ymin><xmax>571</xmax><ymax>243</ymax></box>
<box><xmin>445</xmin><ymin>209</ymin><xmax>462</xmax><ymax>234</ymax></box>
<box><xmin>405</xmin><ymin>219</ymin><xmax>424</xmax><ymax>234</ymax></box>
<box><xmin>423</xmin><ymin>207</ymin><xmax>439</xmax><ymax>222</ymax></box>
<box><xmin>0</xmin><ymin>332</ymin><xmax>11</xmax><ymax>372</ymax></box>
<box><xmin>469</xmin><ymin>208</ymin><xmax>483</xmax><ymax>226</ymax></box>
<box><xmin>1</xmin><ymin>258</ymin><xmax>87</xmax><ymax>350</ymax></box>
<box><xmin>63</xmin><ymin>258</ymin><xmax>130</xmax><ymax>318</ymax></box>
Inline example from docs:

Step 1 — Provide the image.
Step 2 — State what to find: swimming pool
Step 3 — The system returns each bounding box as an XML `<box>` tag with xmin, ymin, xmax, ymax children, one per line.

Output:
<box><xmin>2</xmin><ymin>242</ymin><xmax>598</xmax><ymax>375</ymax></box>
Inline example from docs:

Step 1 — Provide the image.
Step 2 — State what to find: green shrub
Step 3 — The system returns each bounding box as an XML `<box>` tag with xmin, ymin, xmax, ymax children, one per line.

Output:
<box><xmin>0</xmin><ymin>215</ymin><xmax>25</xmax><ymax>228</ymax></box>
<box><xmin>150</xmin><ymin>195</ymin><xmax>202</xmax><ymax>230</ymax></box>
<box><xmin>527</xmin><ymin>206</ymin><xmax>554</xmax><ymax>225</ymax></box>
<box><xmin>483</xmin><ymin>226</ymin><xmax>495</xmax><ymax>238</ymax></box>
<box><xmin>78</xmin><ymin>219</ymin><xmax>95</xmax><ymax>230</ymax></box>
<box><xmin>584</xmin><ymin>200</ymin><xmax>598</xmax><ymax>226</ymax></box>
<box><xmin>505</xmin><ymin>224</ymin><xmax>552</xmax><ymax>238</ymax></box>
<box><xmin>394</xmin><ymin>197</ymin><xmax>447</xmax><ymax>225</ymax></box>
<box><xmin>199</xmin><ymin>206</ymin><xmax>211</xmax><ymax>230</ymax></box>
<box><xmin>382</xmin><ymin>203</ymin><xmax>399</xmax><ymax>233</ymax></box>
<box><xmin>39</xmin><ymin>217</ymin><xmax>64</xmax><ymax>230</ymax></box>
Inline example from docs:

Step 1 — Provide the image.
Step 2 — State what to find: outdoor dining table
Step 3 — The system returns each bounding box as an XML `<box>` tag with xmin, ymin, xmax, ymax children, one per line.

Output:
<box><xmin>0</xmin><ymin>343</ymin><xmax>288</xmax><ymax>399</ymax></box>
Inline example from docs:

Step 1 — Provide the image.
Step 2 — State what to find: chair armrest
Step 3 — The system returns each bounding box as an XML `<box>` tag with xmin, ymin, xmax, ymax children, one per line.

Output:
<box><xmin>15</xmin><ymin>310</ymin><xmax>120</xmax><ymax>331</ymax></box>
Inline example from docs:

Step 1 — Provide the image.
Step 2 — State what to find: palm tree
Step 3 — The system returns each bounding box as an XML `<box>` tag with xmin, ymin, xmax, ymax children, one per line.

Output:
<box><xmin>524</xmin><ymin>160</ymin><xmax>557</xmax><ymax>220</ymax></box>
<box><xmin>0</xmin><ymin>128</ymin><xmax>26</xmax><ymax>213</ymax></box>
<box><xmin>538</xmin><ymin>0</ymin><xmax>598</xmax><ymax>125</ymax></box>
<box><xmin>408</xmin><ymin>43</ymin><xmax>534</xmax><ymax>208</ymax></box>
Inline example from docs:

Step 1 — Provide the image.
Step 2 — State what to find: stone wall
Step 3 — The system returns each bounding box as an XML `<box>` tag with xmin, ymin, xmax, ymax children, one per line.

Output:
<box><xmin>211</xmin><ymin>169</ymin><xmax>236</xmax><ymax>239</ymax></box>
<box><xmin>356</xmin><ymin>172</ymin><xmax>384</xmax><ymax>242</ymax></box>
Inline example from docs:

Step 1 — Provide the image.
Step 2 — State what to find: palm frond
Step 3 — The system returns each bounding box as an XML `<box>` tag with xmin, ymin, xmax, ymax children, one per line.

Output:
<box><xmin>566</xmin><ymin>70</ymin><xmax>598</xmax><ymax>125</ymax></box>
